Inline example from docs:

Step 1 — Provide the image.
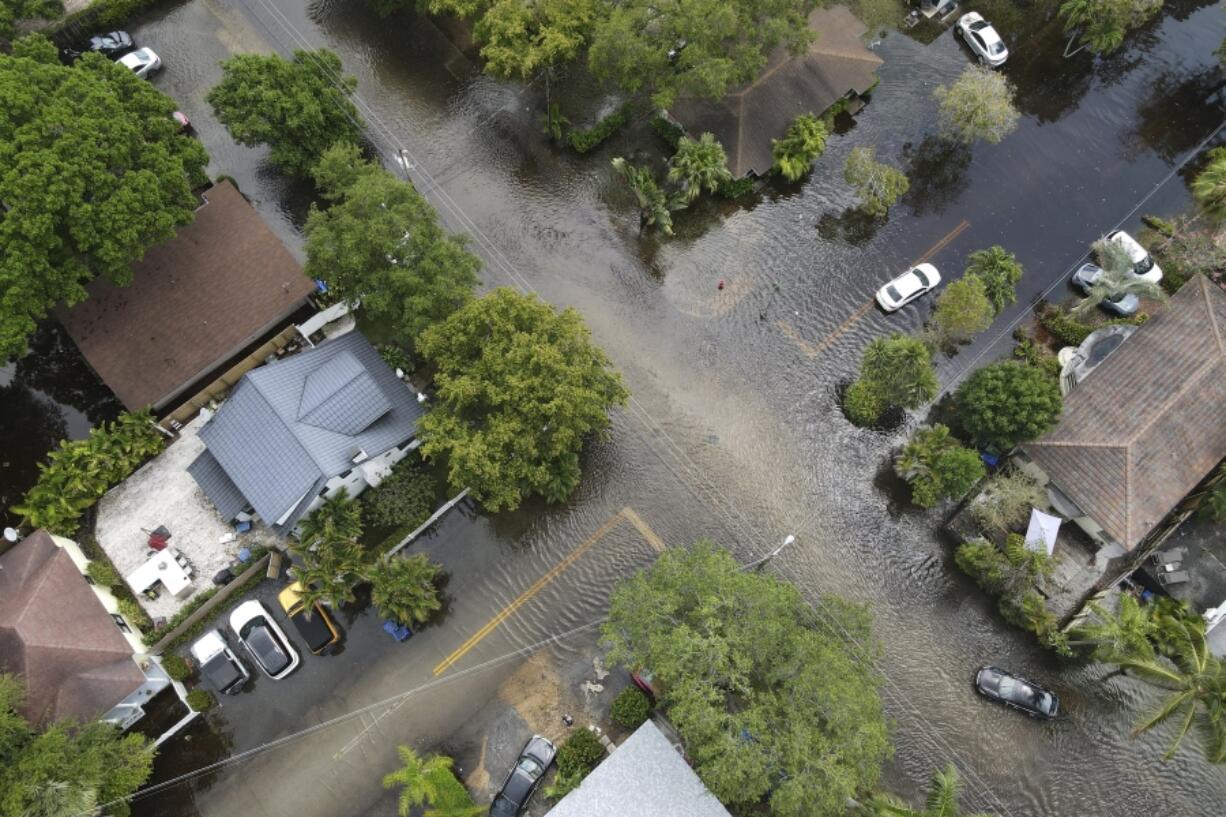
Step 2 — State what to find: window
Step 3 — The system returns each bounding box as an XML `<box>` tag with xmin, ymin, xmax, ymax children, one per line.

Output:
<box><xmin>111</xmin><ymin>613</ymin><xmax>131</xmax><ymax>634</ymax></box>
<box><xmin>83</xmin><ymin>574</ymin><xmax>96</xmax><ymax>585</ymax></box>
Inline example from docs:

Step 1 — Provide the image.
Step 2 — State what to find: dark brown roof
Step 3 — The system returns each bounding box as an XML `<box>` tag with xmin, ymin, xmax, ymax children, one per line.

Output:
<box><xmin>1024</xmin><ymin>277</ymin><xmax>1226</xmax><ymax>550</ymax></box>
<box><xmin>58</xmin><ymin>180</ymin><xmax>315</xmax><ymax>411</ymax></box>
<box><xmin>669</xmin><ymin>6</ymin><xmax>883</xmax><ymax>177</ymax></box>
<box><xmin>0</xmin><ymin>531</ymin><xmax>145</xmax><ymax>725</ymax></box>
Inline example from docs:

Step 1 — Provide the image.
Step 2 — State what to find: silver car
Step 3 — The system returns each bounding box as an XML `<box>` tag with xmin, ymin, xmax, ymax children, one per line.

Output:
<box><xmin>118</xmin><ymin>47</ymin><xmax>161</xmax><ymax>79</ymax></box>
<box><xmin>1071</xmin><ymin>263</ymin><xmax>1139</xmax><ymax>316</ymax></box>
<box><xmin>957</xmin><ymin>13</ymin><xmax>1008</xmax><ymax>66</ymax></box>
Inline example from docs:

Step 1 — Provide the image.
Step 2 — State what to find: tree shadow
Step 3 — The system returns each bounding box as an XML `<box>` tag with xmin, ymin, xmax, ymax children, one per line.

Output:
<box><xmin>817</xmin><ymin>206</ymin><xmax>885</xmax><ymax>247</ymax></box>
<box><xmin>901</xmin><ymin>136</ymin><xmax>973</xmax><ymax>217</ymax></box>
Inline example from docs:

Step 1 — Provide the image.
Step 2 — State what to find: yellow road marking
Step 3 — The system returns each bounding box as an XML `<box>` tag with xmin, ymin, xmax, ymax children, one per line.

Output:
<box><xmin>913</xmin><ymin>219</ymin><xmax>970</xmax><ymax>265</ymax></box>
<box><xmin>620</xmin><ymin>507</ymin><xmax>666</xmax><ymax>553</ymax></box>
<box><xmin>809</xmin><ymin>299</ymin><xmax>875</xmax><ymax>356</ymax></box>
<box><xmin>777</xmin><ymin>320</ymin><xmax>819</xmax><ymax>359</ymax></box>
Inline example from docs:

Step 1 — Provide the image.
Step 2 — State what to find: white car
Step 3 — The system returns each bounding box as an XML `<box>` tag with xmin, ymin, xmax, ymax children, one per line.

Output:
<box><xmin>118</xmin><ymin>47</ymin><xmax>161</xmax><ymax>79</ymax></box>
<box><xmin>876</xmin><ymin>263</ymin><xmax>942</xmax><ymax>312</ymax></box>
<box><xmin>188</xmin><ymin>630</ymin><xmax>249</xmax><ymax>695</ymax></box>
<box><xmin>229</xmin><ymin>600</ymin><xmax>299</xmax><ymax>680</ymax></box>
<box><xmin>1104</xmin><ymin>229</ymin><xmax>1162</xmax><ymax>284</ymax></box>
<box><xmin>956</xmin><ymin>13</ymin><xmax>1008</xmax><ymax>67</ymax></box>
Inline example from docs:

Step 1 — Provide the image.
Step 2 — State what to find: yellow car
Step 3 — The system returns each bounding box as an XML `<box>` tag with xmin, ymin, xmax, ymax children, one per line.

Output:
<box><xmin>277</xmin><ymin>581</ymin><xmax>342</xmax><ymax>656</ymax></box>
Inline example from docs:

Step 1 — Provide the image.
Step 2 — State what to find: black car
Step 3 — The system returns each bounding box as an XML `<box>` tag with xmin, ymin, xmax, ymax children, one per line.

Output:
<box><xmin>60</xmin><ymin>30</ymin><xmax>135</xmax><ymax>63</ymax></box>
<box><xmin>975</xmin><ymin>666</ymin><xmax>1059</xmax><ymax>719</ymax></box>
<box><xmin>490</xmin><ymin>735</ymin><xmax>557</xmax><ymax>817</ymax></box>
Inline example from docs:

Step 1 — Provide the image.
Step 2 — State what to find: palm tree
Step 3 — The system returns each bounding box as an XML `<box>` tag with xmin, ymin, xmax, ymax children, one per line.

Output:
<box><xmin>290</xmin><ymin>534</ymin><xmax>368</xmax><ymax>611</ymax></box>
<box><xmin>860</xmin><ymin>765</ymin><xmax>993</xmax><ymax>817</ymax></box>
<box><xmin>667</xmin><ymin>133</ymin><xmax>732</xmax><ymax>203</ymax></box>
<box><xmin>370</xmin><ymin>553</ymin><xmax>442</xmax><ymax>626</ymax></box>
<box><xmin>297</xmin><ymin>490</ymin><xmax>363</xmax><ymax>547</ymax></box>
<box><xmin>1192</xmin><ymin>148</ymin><xmax>1226</xmax><ymax>219</ymax></box>
<box><xmin>611</xmin><ymin>157</ymin><xmax>674</xmax><ymax>234</ymax></box>
<box><xmin>1071</xmin><ymin>238</ymin><xmax>1166</xmax><ymax>317</ymax></box>
<box><xmin>1068</xmin><ymin>593</ymin><xmax>1156</xmax><ymax>664</ymax></box>
<box><xmin>382</xmin><ymin>746</ymin><xmax>455</xmax><ymax>816</ymax></box>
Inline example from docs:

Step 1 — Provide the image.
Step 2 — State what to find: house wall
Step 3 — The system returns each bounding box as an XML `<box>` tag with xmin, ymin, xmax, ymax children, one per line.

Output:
<box><xmin>301</xmin><ymin>437</ymin><xmax>420</xmax><ymax>517</ymax></box>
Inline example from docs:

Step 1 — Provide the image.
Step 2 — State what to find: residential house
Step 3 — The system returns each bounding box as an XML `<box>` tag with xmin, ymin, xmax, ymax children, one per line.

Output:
<box><xmin>187</xmin><ymin>331</ymin><xmax>425</xmax><ymax>535</ymax></box>
<box><xmin>668</xmin><ymin>6</ymin><xmax>882</xmax><ymax>178</ymax></box>
<box><xmin>58</xmin><ymin>180</ymin><xmax>316</xmax><ymax>414</ymax></box>
<box><xmin>544</xmin><ymin>720</ymin><xmax>732</xmax><ymax>817</ymax></box>
<box><xmin>0</xmin><ymin>530</ymin><xmax>171</xmax><ymax>730</ymax></box>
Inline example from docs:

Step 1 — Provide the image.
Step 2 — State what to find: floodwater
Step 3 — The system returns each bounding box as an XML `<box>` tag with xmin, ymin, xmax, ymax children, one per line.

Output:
<box><xmin>114</xmin><ymin>0</ymin><xmax>1226</xmax><ymax>814</ymax></box>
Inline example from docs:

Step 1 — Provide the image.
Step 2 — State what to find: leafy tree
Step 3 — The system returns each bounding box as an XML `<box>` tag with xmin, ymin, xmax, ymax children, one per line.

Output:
<box><xmin>604</xmin><ymin>541</ymin><xmax>891</xmax><ymax>817</ymax></box>
<box><xmin>967</xmin><ymin>468</ymin><xmax>1045</xmax><ymax>533</ymax></box>
<box><xmin>894</xmin><ymin>424</ymin><xmax>985</xmax><ymax>508</ymax></box>
<box><xmin>468</xmin><ymin>0</ymin><xmax>599</xmax><ymax>80</ymax></box>
<box><xmin>291</xmin><ymin>497</ymin><xmax>369</xmax><ymax>609</ymax></box>
<box><xmin>771</xmin><ymin>113</ymin><xmax>829</xmax><ymax>182</ymax></box>
<box><xmin>1071</xmin><ymin>238</ymin><xmax>1166</xmax><ymax>317</ymax></box>
<box><xmin>956</xmin><ymin>536</ymin><xmax>1066</xmax><ymax>653</ymax></box>
<box><xmin>362</xmin><ymin>457</ymin><xmax>439</xmax><ymax>530</ymax></box>
<box><xmin>417</xmin><ymin>288</ymin><xmax>629</xmax><ymax>511</ymax></box>
<box><xmin>843</xmin><ymin>146</ymin><xmax>910</xmax><ymax>217</ymax></box>
<box><xmin>610</xmin><ymin>687</ymin><xmax>651</xmax><ymax>728</ymax></box>
<box><xmin>668</xmin><ymin>133</ymin><xmax>732</xmax><ymax>203</ymax></box>
<box><xmin>844</xmin><ymin>378</ymin><xmax>887</xmax><ymax>427</ymax></box>
<box><xmin>965</xmin><ymin>246</ymin><xmax>1023</xmax><ymax>315</ymax></box>
<box><xmin>206</xmin><ymin>49</ymin><xmax>364</xmax><ymax>176</ymax></box>
<box><xmin>1069</xmin><ymin>594</ymin><xmax>1157</xmax><ymax>664</ymax></box>
<box><xmin>931</xmin><ymin>276</ymin><xmax>994</xmax><ymax>347</ymax></box>
<box><xmin>611</xmin><ymin>158</ymin><xmax>675</xmax><ymax>234</ymax></box>
<box><xmin>0</xmin><ymin>675</ymin><xmax>153</xmax><ymax>817</ymax></box>
<box><xmin>860</xmin><ymin>765</ymin><xmax>993</xmax><ymax>817</ymax></box>
<box><xmin>933</xmin><ymin>65</ymin><xmax>1020</xmax><ymax>145</ymax></box>
<box><xmin>369</xmin><ymin>553</ymin><xmax>443</xmax><ymax>626</ymax></box>
<box><xmin>955</xmin><ymin>361</ymin><xmax>1063</xmax><ymax>450</ymax></box>
<box><xmin>1191</xmin><ymin>146</ymin><xmax>1226</xmax><ymax>219</ymax></box>
<box><xmin>305</xmin><ymin>143</ymin><xmax>480</xmax><ymax>345</ymax></box>
<box><xmin>547</xmin><ymin>729</ymin><xmax>606</xmax><ymax>800</ymax></box>
<box><xmin>587</xmin><ymin>0</ymin><xmax>817</xmax><ymax>108</ymax></box>
<box><xmin>1059</xmin><ymin>0</ymin><xmax>1163</xmax><ymax>56</ymax></box>
<box><xmin>846</xmin><ymin>334</ymin><xmax>938</xmax><ymax>426</ymax></box>
<box><xmin>383</xmin><ymin>746</ymin><xmax>474</xmax><ymax>817</ymax></box>
<box><xmin>0</xmin><ymin>0</ymin><xmax>61</xmax><ymax>39</ymax></box>
<box><xmin>0</xmin><ymin>39</ymin><xmax>209</xmax><ymax>361</ymax></box>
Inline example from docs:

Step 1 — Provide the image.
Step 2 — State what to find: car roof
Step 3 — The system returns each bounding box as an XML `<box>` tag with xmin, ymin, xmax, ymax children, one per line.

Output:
<box><xmin>289</xmin><ymin>605</ymin><xmax>335</xmax><ymax>651</ymax></box>
<box><xmin>200</xmin><ymin>651</ymin><xmax>243</xmax><ymax>690</ymax></box>
<box><xmin>245</xmin><ymin>622</ymin><xmax>291</xmax><ymax>672</ymax></box>
<box><xmin>889</xmin><ymin>269</ymin><xmax>926</xmax><ymax>298</ymax></box>
<box><xmin>501</xmin><ymin>768</ymin><xmax>536</xmax><ymax>804</ymax></box>
<box><xmin>190</xmin><ymin>629</ymin><xmax>227</xmax><ymax>661</ymax></box>
<box><xmin>976</xmin><ymin>23</ymin><xmax>1002</xmax><ymax>44</ymax></box>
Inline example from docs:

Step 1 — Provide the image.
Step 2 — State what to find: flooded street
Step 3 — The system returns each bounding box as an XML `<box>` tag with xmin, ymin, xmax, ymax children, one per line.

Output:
<box><xmin>118</xmin><ymin>0</ymin><xmax>1226</xmax><ymax>814</ymax></box>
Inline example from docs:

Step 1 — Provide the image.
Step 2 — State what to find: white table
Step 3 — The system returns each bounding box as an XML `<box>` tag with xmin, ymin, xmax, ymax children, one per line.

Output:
<box><xmin>126</xmin><ymin>552</ymin><xmax>194</xmax><ymax>599</ymax></box>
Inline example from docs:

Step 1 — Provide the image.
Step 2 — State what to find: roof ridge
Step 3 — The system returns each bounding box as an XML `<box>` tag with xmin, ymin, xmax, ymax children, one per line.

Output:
<box><xmin>235</xmin><ymin>370</ymin><xmax>326</xmax><ymax>507</ymax></box>
<box><xmin>1125</xmin><ymin>354</ymin><xmax>1220</xmax><ymax>447</ymax></box>
<box><xmin>1020</xmin><ymin>439</ymin><xmax>1125</xmax><ymax>450</ymax></box>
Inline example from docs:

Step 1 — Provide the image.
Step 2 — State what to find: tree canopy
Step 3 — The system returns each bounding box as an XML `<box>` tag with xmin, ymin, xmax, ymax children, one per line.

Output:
<box><xmin>846</xmin><ymin>333</ymin><xmax>939</xmax><ymax>426</ymax></box>
<box><xmin>0</xmin><ymin>38</ymin><xmax>209</xmax><ymax>361</ymax></box>
<box><xmin>895</xmin><ymin>424</ymin><xmax>985</xmax><ymax>508</ymax></box>
<box><xmin>965</xmin><ymin>246</ymin><xmax>1023</xmax><ymax>315</ymax></box>
<box><xmin>206</xmin><ymin>49</ymin><xmax>364</xmax><ymax>176</ymax></box>
<box><xmin>931</xmin><ymin>276</ymin><xmax>994</xmax><ymax>347</ymax></box>
<box><xmin>472</xmin><ymin>0</ymin><xmax>599</xmax><ymax>79</ymax></box>
<box><xmin>933</xmin><ymin>66</ymin><xmax>1020</xmax><ymax>145</ymax></box>
<box><xmin>0</xmin><ymin>675</ymin><xmax>153</xmax><ymax>817</ymax></box>
<box><xmin>668</xmin><ymin>133</ymin><xmax>732</xmax><ymax>203</ymax></box>
<box><xmin>955</xmin><ymin>361</ymin><xmax>1062</xmax><ymax>450</ymax></box>
<box><xmin>1059</xmin><ymin>0</ymin><xmax>1163</xmax><ymax>55</ymax></box>
<box><xmin>772</xmin><ymin>112</ymin><xmax>829</xmax><ymax>181</ymax></box>
<box><xmin>0</xmin><ymin>0</ymin><xmax>61</xmax><ymax>39</ymax></box>
<box><xmin>843</xmin><ymin>146</ymin><xmax>910</xmax><ymax>216</ymax></box>
<box><xmin>417</xmin><ymin>288</ymin><xmax>628</xmax><ymax>510</ymax></box>
<box><xmin>305</xmin><ymin>143</ymin><xmax>480</xmax><ymax>346</ymax></box>
<box><xmin>604</xmin><ymin>541</ymin><xmax>891</xmax><ymax>817</ymax></box>
<box><xmin>587</xmin><ymin>0</ymin><xmax>818</xmax><ymax>108</ymax></box>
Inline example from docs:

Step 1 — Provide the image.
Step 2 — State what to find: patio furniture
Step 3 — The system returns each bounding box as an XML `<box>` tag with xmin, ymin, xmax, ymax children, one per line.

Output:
<box><xmin>382</xmin><ymin>620</ymin><xmax>412</xmax><ymax>642</ymax></box>
<box><xmin>126</xmin><ymin>551</ymin><xmax>194</xmax><ymax>599</ymax></box>
<box><xmin>1158</xmin><ymin>570</ymin><xmax>1190</xmax><ymax>586</ymax></box>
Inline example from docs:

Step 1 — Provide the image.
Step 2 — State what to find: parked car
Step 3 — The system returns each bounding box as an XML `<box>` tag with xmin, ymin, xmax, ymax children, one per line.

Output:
<box><xmin>188</xmin><ymin>630</ymin><xmax>249</xmax><ymax>695</ymax></box>
<box><xmin>1070</xmin><ymin>263</ymin><xmax>1140</xmax><ymax>315</ymax></box>
<box><xmin>490</xmin><ymin>735</ymin><xmax>556</xmax><ymax>817</ymax></box>
<box><xmin>875</xmin><ymin>263</ymin><xmax>942</xmax><ymax>312</ymax></box>
<box><xmin>229</xmin><ymin>600</ymin><xmax>300</xmax><ymax>680</ymax></box>
<box><xmin>956</xmin><ymin>12</ymin><xmax>1008</xmax><ymax>66</ymax></box>
<box><xmin>60</xmin><ymin>30</ymin><xmax>135</xmax><ymax>62</ymax></box>
<box><xmin>974</xmin><ymin>666</ymin><xmax>1058</xmax><ymax>719</ymax></box>
<box><xmin>118</xmin><ymin>47</ymin><xmax>162</xmax><ymax>79</ymax></box>
<box><xmin>1104</xmin><ymin>229</ymin><xmax>1163</xmax><ymax>284</ymax></box>
<box><xmin>277</xmin><ymin>581</ymin><xmax>341</xmax><ymax>656</ymax></box>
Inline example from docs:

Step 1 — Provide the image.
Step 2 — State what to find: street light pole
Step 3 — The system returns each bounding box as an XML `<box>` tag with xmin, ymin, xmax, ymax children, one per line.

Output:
<box><xmin>751</xmin><ymin>534</ymin><xmax>796</xmax><ymax>571</ymax></box>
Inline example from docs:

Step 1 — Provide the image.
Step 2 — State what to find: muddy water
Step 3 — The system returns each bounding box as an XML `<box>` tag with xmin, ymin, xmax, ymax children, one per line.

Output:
<box><xmin>122</xmin><ymin>0</ymin><xmax>1226</xmax><ymax>814</ymax></box>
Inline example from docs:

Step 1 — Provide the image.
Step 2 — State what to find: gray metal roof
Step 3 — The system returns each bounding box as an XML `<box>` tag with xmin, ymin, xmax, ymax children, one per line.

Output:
<box><xmin>186</xmin><ymin>450</ymin><xmax>250</xmax><ymax>521</ymax></box>
<box><xmin>191</xmin><ymin>332</ymin><xmax>423</xmax><ymax>530</ymax></box>
<box><xmin>544</xmin><ymin>721</ymin><xmax>732</xmax><ymax>817</ymax></box>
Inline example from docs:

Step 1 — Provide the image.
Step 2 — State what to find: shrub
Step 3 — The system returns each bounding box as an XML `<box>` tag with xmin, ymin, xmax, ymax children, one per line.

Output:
<box><xmin>955</xmin><ymin>361</ymin><xmax>1062</xmax><ymax>450</ymax></box>
<box><xmin>650</xmin><ymin>115</ymin><xmax>685</xmax><ymax>150</ymax></box>
<box><xmin>362</xmin><ymin>458</ymin><xmax>439</xmax><ymax>531</ymax></box>
<box><xmin>569</xmin><ymin>105</ymin><xmax>632</xmax><ymax>154</ymax></box>
<box><xmin>843</xmin><ymin>146</ymin><xmax>910</xmax><ymax>217</ymax></box>
<box><xmin>117</xmin><ymin>597</ymin><xmax>153</xmax><ymax>635</ymax></box>
<box><xmin>931</xmin><ymin>276</ymin><xmax>994</xmax><ymax>347</ymax></box>
<box><xmin>954</xmin><ymin>538</ymin><xmax>1011</xmax><ymax>595</ymax></box>
<box><xmin>369</xmin><ymin>553</ymin><xmax>442</xmax><ymax>627</ymax></box>
<box><xmin>1038</xmin><ymin>305</ymin><xmax>1093</xmax><ymax>346</ymax></box>
<box><xmin>1012</xmin><ymin>337</ymin><xmax>1061</xmax><ymax>380</ymax></box>
<box><xmin>86</xmin><ymin>559</ymin><xmax>123</xmax><ymax>588</ymax></box>
<box><xmin>556</xmin><ymin>728</ymin><xmax>606</xmax><ymax>777</ymax></box>
<box><xmin>967</xmin><ymin>469</ymin><xmax>1046</xmax><ymax>533</ymax></box>
<box><xmin>717</xmin><ymin>176</ymin><xmax>756</xmax><ymax>199</ymax></box>
<box><xmin>843</xmin><ymin>379</ymin><xmax>886</xmax><ymax>427</ymax></box>
<box><xmin>544</xmin><ymin>769</ymin><xmax>585</xmax><ymax>801</ymax></box>
<box><xmin>378</xmin><ymin>344</ymin><xmax>413</xmax><ymax>375</ymax></box>
<box><xmin>1152</xmin><ymin>232</ymin><xmax>1226</xmax><ymax>294</ymax></box>
<box><xmin>846</xmin><ymin>334</ymin><xmax>938</xmax><ymax>427</ymax></box>
<box><xmin>966</xmin><ymin>246</ymin><xmax>1024</xmax><ymax>315</ymax></box>
<box><xmin>894</xmin><ymin>424</ymin><xmax>985</xmax><ymax>508</ymax></box>
<box><xmin>771</xmin><ymin>113</ymin><xmax>829</xmax><ymax>181</ymax></box>
<box><xmin>610</xmin><ymin>687</ymin><xmax>651</xmax><ymax>729</ymax></box>
<box><xmin>185</xmin><ymin>689</ymin><xmax>214</xmax><ymax>712</ymax></box>
<box><xmin>160</xmin><ymin>654</ymin><xmax>193</xmax><ymax>682</ymax></box>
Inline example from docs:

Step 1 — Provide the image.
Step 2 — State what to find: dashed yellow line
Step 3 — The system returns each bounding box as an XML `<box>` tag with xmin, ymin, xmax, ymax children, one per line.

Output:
<box><xmin>913</xmin><ymin>219</ymin><xmax>970</xmax><ymax>265</ymax></box>
<box><xmin>620</xmin><ymin>507</ymin><xmax>666</xmax><ymax>553</ymax></box>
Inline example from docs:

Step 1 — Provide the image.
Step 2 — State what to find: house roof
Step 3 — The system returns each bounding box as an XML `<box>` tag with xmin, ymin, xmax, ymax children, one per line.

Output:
<box><xmin>189</xmin><ymin>331</ymin><xmax>423</xmax><ymax>531</ymax></box>
<box><xmin>669</xmin><ymin>6</ymin><xmax>882</xmax><ymax>177</ymax></box>
<box><xmin>0</xmin><ymin>531</ymin><xmax>145</xmax><ymax>726</ymax></box>
<box><xmin>1024</xmin><ymin>277</ymin><xmax>1226</xmax><ymax>550</ymax></box>
<box><xmin>544</xmin><ymin>720</ymin><xmax>732</xmax><ymax>817</ymax></box>
<box><xmin>57</xmin><ymin>180</ymin><xmax>315</xmax><ymax>412</ymax></box>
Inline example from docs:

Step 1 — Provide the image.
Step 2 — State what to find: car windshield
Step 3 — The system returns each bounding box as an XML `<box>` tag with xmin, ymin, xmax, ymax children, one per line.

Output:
<box><xmin>912</xmin><ymin>268</ymin><xmax>929</xmax><ymax>287</ymax></box>
<box><xmin>999</xmin><ymin>677</ymin><xmax>1043</xmax><ymax>708</ymax></box>
<box><xmin>970</xmin><ymin>20</ymin><xmax>988</xmax><ymax>30</ymax></box>
<box><xmin>518</xmin><ymin>757</ymin><xmax>544</xmax><ymax>777</ymax></box>
<box><xmin>886</xmin><ymin>285</ymin><xmax>903</xmax><ymax>302</ymax></box>
<box><xmin>989</xmin><ymin>41</ymin><xmax>1006</xmax><ymax>54</ymax></box>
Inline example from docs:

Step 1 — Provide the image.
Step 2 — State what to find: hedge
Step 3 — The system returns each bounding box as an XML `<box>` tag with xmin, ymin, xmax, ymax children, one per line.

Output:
<box><xmin>610</xmin><ymin>687</ymin><xmax>651</xmax><ymax>729</ymax></box>
<box><xmin>569</xmin><ymin>105</ymin><xmax>632</xmax><ymax>154</ymax></box>
<box><xmin>650</xmin><ymin>115</ymin><xmax>684</xmax><ymax>150</ymax></box>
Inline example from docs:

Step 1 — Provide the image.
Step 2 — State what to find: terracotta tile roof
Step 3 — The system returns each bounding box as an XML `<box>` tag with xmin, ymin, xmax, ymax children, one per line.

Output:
<box><xmin>669</xmin><ymin>6</ymin><xmax>882</xmax><ymax>177</ymax></box>
<box><xmin>1024</xmin><ymin>277</ymin><xmax>1226</xmax><ymax>550</ymax></box>
<box><xmin>0</xmin><ymin>531</ymin><xmax>145</xmax><ymax>725</ymax></box>
<box><xmin>58</xmin><ymin>180</ymin><xmax>315</xmax><ymax>411</ymax></box>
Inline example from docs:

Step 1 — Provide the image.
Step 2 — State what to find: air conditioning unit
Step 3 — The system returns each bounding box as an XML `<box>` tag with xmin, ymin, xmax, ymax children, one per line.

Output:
<box><xmin>350</xmin><ymin>448</ymin><xmax>369</xmax><ymax>464</ymax></box>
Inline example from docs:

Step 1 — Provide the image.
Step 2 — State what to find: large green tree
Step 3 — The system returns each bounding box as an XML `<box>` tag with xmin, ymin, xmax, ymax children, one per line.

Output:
<box><xmin>0</xmin><ymin>0</ymin><xmax>61</xmax><ymax>39</ymax></box>
<box><xmin>382</xmin><ymin>746</ymin><xmax>481</xmax><ymax>817</ymax></box>
<box><xmin>843</xmin><ymin>146</ymin><xmax>910</xmax><ymax>217</ymax></box>
<box><xmin>587</xmin><ymin>0</ymin><xmax>818</xmax><ymax>108</ymax></box>
<box><xmin>467</xmin><ymin>0</ymin><xmax>599</xmax><ymax>79</ymax></box>
<box><xmin>933</xmin><ymin>66</ymin><xmax>1020</xmax><ymax>145</ymax></box>
<box><xmin>955</xmin><ymin>361</ymin><xmax>1062</xmax><ymax>450</ymax></box>
<box><xmin>0</xmin><ymin>675</ymin><xmax>153</xmax><ymax>817</ymax></box>
<box><xmin>305</xmin><ymin>143</ymin><xmax>480</xmax><ymax>345</ymax></box>
<box><xmin>604</xmin><ymin>541</ymin><xmax>891</xmax><ymax>817</ymax></box>
<box><xmin>860</xmin><ymin>765</ymin><xmax>993</xmax><ymax>817</ymax></box>
<box><xmin>894</xmin><ymin>424</ymin><xmax>985</xmax><ymax>508</ymax></box>
<box><xmin>0</xmin><ymin>37</ymin><xmax>208</xmax><ymax>362</ymax></box>
<box><xmin>931</xmin><ymin>276</ymin><xmax>994</xmax><ymax>347</ymax></box>
<box><xmin>1059</xmin><ymin>0</ymin><xmax>1163</xmax><ymax>55</ymax></box>
<box><xmin>369</xmin><ymin>554</ymin><xmax>443</xmax><ymax>627</ymax></box>
<box><xmin>417</xmin><ymin>288</ymin><xmax>628</xmax><ymax>511</ymax></box>
<box><xmin>206</xmin><ymin>49</ymin><xmax>364</xmax><ymax>176</ymax></box>
<box><xmin>965</xmin><ymin>246</ymin><xmax>1023</xmax><ymax>315</ymax></box>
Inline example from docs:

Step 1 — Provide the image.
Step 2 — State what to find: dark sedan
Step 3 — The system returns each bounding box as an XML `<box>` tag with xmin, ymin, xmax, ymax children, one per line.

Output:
<box><xmin>61</xmin><ymin>30</ymin><xmax>135</xmax><ymax>63</ymax></box>
<box><xmin>490</xmin><ymin>735</ymin><xmax>556</xmax><ymax>817</ymax></box>
<box><xmin>975</xmin><ymin>666</ymin><xmax>1058</xmax><ymax>719</ymax></box>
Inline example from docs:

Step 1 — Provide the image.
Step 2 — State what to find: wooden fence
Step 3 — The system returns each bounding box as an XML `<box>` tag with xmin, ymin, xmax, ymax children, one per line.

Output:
<box><xmin>148</xmin><ymin>553</ymin><xmax>271</xmax><ymax>655</ymax></box>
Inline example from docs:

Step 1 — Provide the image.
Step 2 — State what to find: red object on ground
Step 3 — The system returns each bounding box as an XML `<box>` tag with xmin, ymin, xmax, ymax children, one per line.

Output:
<box><xmin>147</xmin><ymin>533</ymin><xmax>169</xmax><ymax>551</ymax></box>
<box><xmin>717</xmin><ymin>279</ymin><xmax>725</xmax><ymax>290</ymax></box>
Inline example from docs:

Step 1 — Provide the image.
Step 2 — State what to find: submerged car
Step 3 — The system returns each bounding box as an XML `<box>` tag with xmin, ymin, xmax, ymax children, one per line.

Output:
<box><xmin>875</xmin><ymin>263</ymin><xmax>942</xmax><ymax>312</ymax></box>
<box><xmin>1071</xmin><ymin>263</ymin><xmax>1140</xmax><ymax>316</ymax></box>
<box><xmin>278</xmin><ymin>581</ymin><xmax>341</xmax><ymax>656</ymax></box>
<box><xmin>188</xmin><ymin>630</ymin><xmax>249</xmax><ymax>695</ymax></box>
<box><xmin>230</xmin><ymin>600</ymin><xmax>299</xmax><ymax>680</ymax></box>
<box><xmin>956</xmin><ymin>12</ymin><xmax>1008</xmax><ymax>66</ymax></box>
<box><xmin>975</xmin><ymin>666</ymin><xmax>1058</xmax><ymax>719</ymax></box>
<box><xmin>490</xmin><ymin>735</ymin><xmax>556</xmax><ymax>817</ymax></box>
<box><xmin>1104</xmin><ymin>229</ymin><xmax>1163</xmax><ymax>284</ymax></box>
<box><xmin>118</xmin><ymin>47</ymin><xmax>161</xmax><ymax>79</ymax></box>
<box><xmin>61</xmin><ymin>30</ymin><xmax>135</xmax><ymax>62</ymax></box>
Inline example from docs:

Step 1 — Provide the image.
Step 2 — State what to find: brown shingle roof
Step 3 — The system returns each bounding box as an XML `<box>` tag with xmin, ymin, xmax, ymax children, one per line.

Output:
<box><xmin>0</xmin><ymin>531</ymin><xmax>145</xmax><ymax>725</ymax></box>
<box><xmin>58</xmin><ymin>180</ymin><xmax>315</xmax><ymax>411</ymax></box>
<box><xmin>669</xmin><ymin>6</ymin><xmax>882</xmax><ymax>177</ymax></box>
<box><xmin>1024</xmin><ymin>277</ymin><xmax>1226</xmax><ymax>550</ymax></box>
